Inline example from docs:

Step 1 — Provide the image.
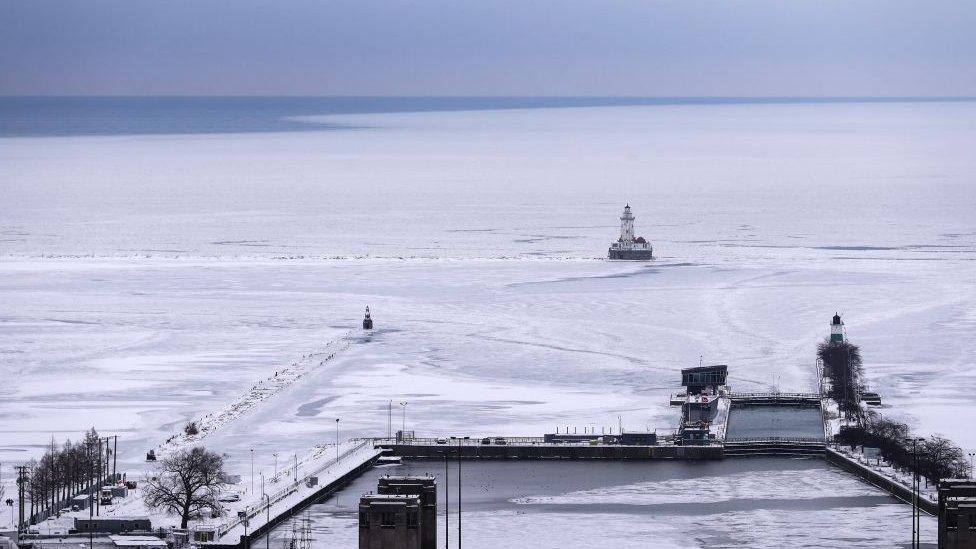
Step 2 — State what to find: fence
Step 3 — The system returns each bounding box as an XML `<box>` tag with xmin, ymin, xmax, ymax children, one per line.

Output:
<box><xmin>725</xmin><ymin>437</ymin><xmax>827</xmax><ymax>444</ymax></box>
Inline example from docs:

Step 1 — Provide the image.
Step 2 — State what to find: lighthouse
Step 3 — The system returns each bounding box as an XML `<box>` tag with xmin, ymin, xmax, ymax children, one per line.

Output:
<box><xmin>830</xmin><ymin>313</ymin><xmax>844</xmax><ymax>343</ymax></box>
<box><xmin>362</xmin><ymin>306</ymin><xmax>373</xmax><ymax>330</ymax></box>
<box><xmin>620</xmin><ymin>205</ymin><xmax>635</xmax><ymax>242</ymax></box>
<box><xmin>608</xmin><ymin>204</ymin><xmax>653</xmax><ymax>260</ymax></box>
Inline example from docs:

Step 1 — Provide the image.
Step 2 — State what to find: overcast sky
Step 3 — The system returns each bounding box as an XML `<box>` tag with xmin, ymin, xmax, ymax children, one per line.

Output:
<box><xmin>2</xmin><ymin>0</ymin><xmax>974</xmax><ymax>96</ymax></box>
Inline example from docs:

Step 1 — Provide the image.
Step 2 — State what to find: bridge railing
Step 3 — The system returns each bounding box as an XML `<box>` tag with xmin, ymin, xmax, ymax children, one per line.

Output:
<box><xmin>725</xmin><ymin>436</ymin><xmax>826</xmax><ymax>444</ymax></box>
<box><xmin>730</xmin><ymin>392</ymin><xmax>821</xmax><ymax>399</ymax></box>
<box><xmin>214</xmin><ymin>440</ymin><xmax>374</xmax><ymax>539</ymax></box>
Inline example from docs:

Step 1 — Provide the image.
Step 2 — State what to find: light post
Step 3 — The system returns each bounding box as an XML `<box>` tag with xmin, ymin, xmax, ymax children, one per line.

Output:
<box><xmin>239</xmin><ymin>509</ymin><xmax>249</xmax><ymax>549</ymax></box>
<box><xmin>264</xmin><ymin>494</ymin><xmax>271</xmax><ymax>549</ymax></box>
<box><xmin>399</xmin><ymin>402</ymin><xmax>408</xmax><ymax>440</ymax></box>
<box><xmin>911</xmin><ymin>437</ymin><xmax>926</xmax><ymax>549</ymax></box>
<box><xmin>969</xmin><ymin>452</ymin><xmax>975</xmax><ymax>479</ymax></box>
<box><xmin>250</xmin><ymin>448</ymin><xmax>254</xmax><ymax>495</ymax></box>
<box><xmin>335</xmin><ymin>418</ymin><xmax>340</xmax><ymax>462</ymax></box>
<box><xmin>273</xmin><ymin>453</ymin><xmax>278</xmax><ymax>478</ymax></box>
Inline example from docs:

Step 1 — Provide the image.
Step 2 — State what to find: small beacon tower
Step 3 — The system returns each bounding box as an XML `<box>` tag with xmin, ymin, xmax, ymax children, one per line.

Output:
<box><xmin>830</xmin><ymin>313</ymin><xmax>844</xmax><ymax>343</ymax></box>
<box><xmin>363</xmin><ymin>306</ymin><xmax>373</xmax><ymax>330</ymax></box>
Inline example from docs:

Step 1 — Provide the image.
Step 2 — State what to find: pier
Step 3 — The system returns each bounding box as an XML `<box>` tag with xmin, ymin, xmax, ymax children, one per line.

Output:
<box><xmin>200</xmin><ymin>441</ymin><xmax>384</xmax><ymax>549</ymax></box>
<box><xmin>379</xmin><ymin>437</ymin><xmax>724</xmax><ymax>460</ymax></box>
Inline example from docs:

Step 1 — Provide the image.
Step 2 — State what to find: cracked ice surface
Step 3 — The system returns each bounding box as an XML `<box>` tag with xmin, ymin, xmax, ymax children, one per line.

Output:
<box><xmin>1</xmin><ymin>102</ymin><xmax>974</xmax><ymax>545</ymax></box>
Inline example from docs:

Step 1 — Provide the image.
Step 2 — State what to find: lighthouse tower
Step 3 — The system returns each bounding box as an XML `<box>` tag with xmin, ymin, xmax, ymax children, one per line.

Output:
<box><xmin>830</xmin><ymin>313</ymin><xmax>844</xmax><ymax>343</ymax></box>
<box><xmin>620</xmin><ymin>205</ymin><xmax>635</xmax><ymax>242</ymax></box>
<box><xmin>608</xmin><ymin>204</ymin><xmax>653</xmax><ymax>260</ymax></box>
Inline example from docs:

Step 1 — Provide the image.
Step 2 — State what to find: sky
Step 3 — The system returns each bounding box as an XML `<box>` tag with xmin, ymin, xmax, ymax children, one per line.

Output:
<box><xmin>1</xmin><ymin>0</ymin><xmax>975</xmax><ymax>97</ymax></box>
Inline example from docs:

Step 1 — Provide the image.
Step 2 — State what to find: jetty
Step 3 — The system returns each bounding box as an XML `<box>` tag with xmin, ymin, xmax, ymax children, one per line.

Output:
<box><xmin>198</xmin><ymin>441</ymin><xmax>383</xmax><ymax>549</ymax></box>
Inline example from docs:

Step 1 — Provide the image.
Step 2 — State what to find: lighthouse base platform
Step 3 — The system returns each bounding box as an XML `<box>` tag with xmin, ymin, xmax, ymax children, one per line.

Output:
<box><xmin>608</xmin><ymin>248</ymin><xmax>654</xmax><ymax>260</ymax></box>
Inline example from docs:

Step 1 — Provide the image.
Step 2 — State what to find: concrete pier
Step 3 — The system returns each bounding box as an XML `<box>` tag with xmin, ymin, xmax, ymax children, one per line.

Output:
<box><xmin>380</xmin><ymin>439</ymin><xmax>724</xmax><ymax>460</ymax></box>
<box><xmin>826</xmin><ymin>446</ymin><xmax>937</xmax><ymax>515</ymax></box>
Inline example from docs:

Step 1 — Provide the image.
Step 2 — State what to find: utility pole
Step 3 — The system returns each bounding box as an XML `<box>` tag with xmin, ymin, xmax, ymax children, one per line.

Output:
<box><xmin>15</xmin><ymin>465</ymin><xmax>28</xmax><ymax>535</ymax></box>
<box><xmin>388</xmin><ymin>401</ymin><xmax>392</xmax><ymax>439</ymax></box>
<box><xmin>113</xmin><ymin>436</ymin><xmax>118</xmax><ymax>481</ymax></box>
<box><xmin>264</xmin><ymin>494</ymin><xmax>271</xmax><ymax>549</ymax></box>
<box><xmin>95</xmin><ymin>438</ymin><xmax>102</xmax><ymax>516</ymax></box>
<box><xmin>250</xmin><ymin>449</ymin><xmax>255</xmax><ymax>495</ymax></box>
<box><xmin>335</xmin><ymin>418</ymin><xmax>341</xmax><ymax>462</ymax></box>
<box><xmin>457</xmin><ymin>438</ymin><xmax>461</xmax><ymax>549</ymax></box>
<box><xmin>87</xmin><ymin>441</ymin><xmax>94</xmax><ymax>549</ymax></box>
<box><xmin>444</xmin><ymin>451</ymin><xmax>448</xmax><ymax>549</ymax></box>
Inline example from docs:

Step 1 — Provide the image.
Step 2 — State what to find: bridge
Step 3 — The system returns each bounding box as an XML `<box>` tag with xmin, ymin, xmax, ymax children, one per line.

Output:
<box><xmin>723</xmin><ymin>437</ymin><xmax>827</xmax><ymax>456</ymax></box>
<box><xmin>730</xmin><ymin>392</ymin><xmax>822</xmax><ymax>406</ymax></box>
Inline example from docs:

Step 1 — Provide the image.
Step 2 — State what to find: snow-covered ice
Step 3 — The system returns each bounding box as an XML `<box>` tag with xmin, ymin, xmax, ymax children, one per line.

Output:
<box><xmin>1</xmin><ymin>101</ymin><xmax>973</xmax><ymax>545</ymax></box>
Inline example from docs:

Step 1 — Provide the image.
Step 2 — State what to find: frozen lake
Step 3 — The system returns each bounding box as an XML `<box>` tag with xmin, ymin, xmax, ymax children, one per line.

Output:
<box><xmin>726</xmin><ymin>406</ymin><xmax>825</xmax><ymax>439</ymax></box>
<box><xmin>1</xmin><ymin>99</ymin><xmax>973</xmax><ymax>544</ymax></box>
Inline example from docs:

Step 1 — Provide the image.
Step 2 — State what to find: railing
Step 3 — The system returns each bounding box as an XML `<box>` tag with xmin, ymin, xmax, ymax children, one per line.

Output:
<box><xmin>374</xmin><ymin>436</ymin><xmax>549</xmax><ymax>445</ymax></box>
<box><xmin>215</xmin><ymin>440</ymin><xmax>375</xmax><ymax>539</ymax></box>
<box><xmin>731</xmin><ymin>392</ymin><xmax>821</xmax><ymax>400</ymax></box>
<box><xmin>725</xmin><ymin>437</ymin><xmax>826</xmax><ymax>444</ymax></box>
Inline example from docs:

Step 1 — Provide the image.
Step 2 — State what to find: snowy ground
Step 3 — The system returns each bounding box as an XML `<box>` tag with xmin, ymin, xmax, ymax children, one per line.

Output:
<box><xmin>1</xmin><ymin>101</ymin><xmax>974</xmax><ymax>545</ymax></box>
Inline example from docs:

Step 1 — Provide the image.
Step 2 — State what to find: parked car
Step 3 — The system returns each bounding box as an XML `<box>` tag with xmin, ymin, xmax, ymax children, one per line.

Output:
<box><xmin>435</xmin><ymin>438</ymin><xmax>447</xmax><ymax>444</ymax></box>
<box><xmin>493</xmin><ymin>437</ymin><xmax>507</xmax><ymax>445</ymax></box>
<box><xmin>218</xmin><ymin>493</ymin><xmax>241</xmax><ymax>503</ymax></box>
<box><xmin>480</xmin><ymin>437</ymin><xmax>491</xmax><ymax>445</ymax></box>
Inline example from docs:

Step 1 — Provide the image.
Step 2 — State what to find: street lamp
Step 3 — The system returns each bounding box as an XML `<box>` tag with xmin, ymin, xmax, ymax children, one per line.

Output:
<box><xmin>250</xmin><ymin>449</ymin><xmax>254</xmax><ymax>495</ymax></box>
<box><xmin>273</xmin><ymin>453</ymin><xmax>278</xmax><ymax>478</ymax></box>
<box><xmin>335</xmin><ymin>418</ymin><xmax>340</xmax><ymax>462</ymax></box>
<box><xmin>399</xmin><ymin>402</ymin><xmax>408</xmax><ymax>440</ymax></box>
<box><xmin>968</xmin><ymin>452</ymin><xmax>975</xmax><ymax>479</ymax></box>
<box><xmin>264</xmin><ymin>494</ymin><xmax>271</xmax><ymax>549</ymax></box>
<box><xmin>911</xmin><ymin>437</ymin><xmax>926</xmax><ymax>549</ymax></box>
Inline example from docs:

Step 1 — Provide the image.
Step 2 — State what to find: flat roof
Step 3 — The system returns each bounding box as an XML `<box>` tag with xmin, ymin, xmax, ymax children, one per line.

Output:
<box><xmin>109</xmin><ymin>536</ymin><xmax>166</xmax><ymax>547</ymax></box>
<box><xmin>681</xmin><ymin>365</ymin><xmax>728</xmax><ymax>374</ymax></box>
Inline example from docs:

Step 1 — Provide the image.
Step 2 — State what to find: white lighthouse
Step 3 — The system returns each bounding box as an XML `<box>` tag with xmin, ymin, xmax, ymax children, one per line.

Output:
<box><xmin>608</xmin><ymin>204</ymin><xmax>653</xmax><ymax>260</ymax></box>
<box><xmin>620</xmin><ymin>205</ymin><xmax>635</xmax><ymax>242</ymax></box>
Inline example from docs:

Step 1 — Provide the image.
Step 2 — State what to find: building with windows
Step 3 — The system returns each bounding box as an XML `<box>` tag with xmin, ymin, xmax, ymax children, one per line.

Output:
<box><xmin>359</xmin><ymin>494</ymin><xmax>423</xmax><ymax>549</ymax></box>
<box><xmin>680</xmin><ymin>365</ymin><xmax>728</xmax><ymax>395</ymax></box>
<box><xmin>939</xmin><ymin>479</ymin><xmax>976</xmax><ymax>548</ymax></box>
<box><xmin>360</xmin><ymin>476</ymin><xmax>437</xmax><ymax>549</ymax></box>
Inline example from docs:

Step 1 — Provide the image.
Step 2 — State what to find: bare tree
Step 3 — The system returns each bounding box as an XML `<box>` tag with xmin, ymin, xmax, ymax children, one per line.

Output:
<box><xmin>143</xmin><ymin>447</ymin><xmax>225</xmax><ymax>528</ymax></box>
<box><xmin>919</xmin><ymin>436</ymin><xmax>969</xmax><ymax>484</ymax></box>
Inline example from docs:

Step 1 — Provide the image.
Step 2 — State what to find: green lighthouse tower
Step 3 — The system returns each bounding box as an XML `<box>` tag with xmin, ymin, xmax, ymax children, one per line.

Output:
<box><xmin>830</xmin><ymin>313</ymin><xmax>844</xmax><ymax>343</ymax></box>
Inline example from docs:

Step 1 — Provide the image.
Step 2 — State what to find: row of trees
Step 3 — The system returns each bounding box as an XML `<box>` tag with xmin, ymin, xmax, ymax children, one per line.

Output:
<box><xmin>818</xmin><ymin>339</ymin><xmax>865</xmax><ymax>421</ymax></box>
<box><xmin>837</xmin><ymin>411</ymin><xmax>970</xmax><ymax>484</ymax></box>
<box><xmin>21</xmin><ymin>428</ymin><xmax>115</xmax><ymax>520</ymax></box>
<box><xmin>820</xmin><ymin>335</ymin><xmax>969</xmax><ymax>484</ymax></box>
